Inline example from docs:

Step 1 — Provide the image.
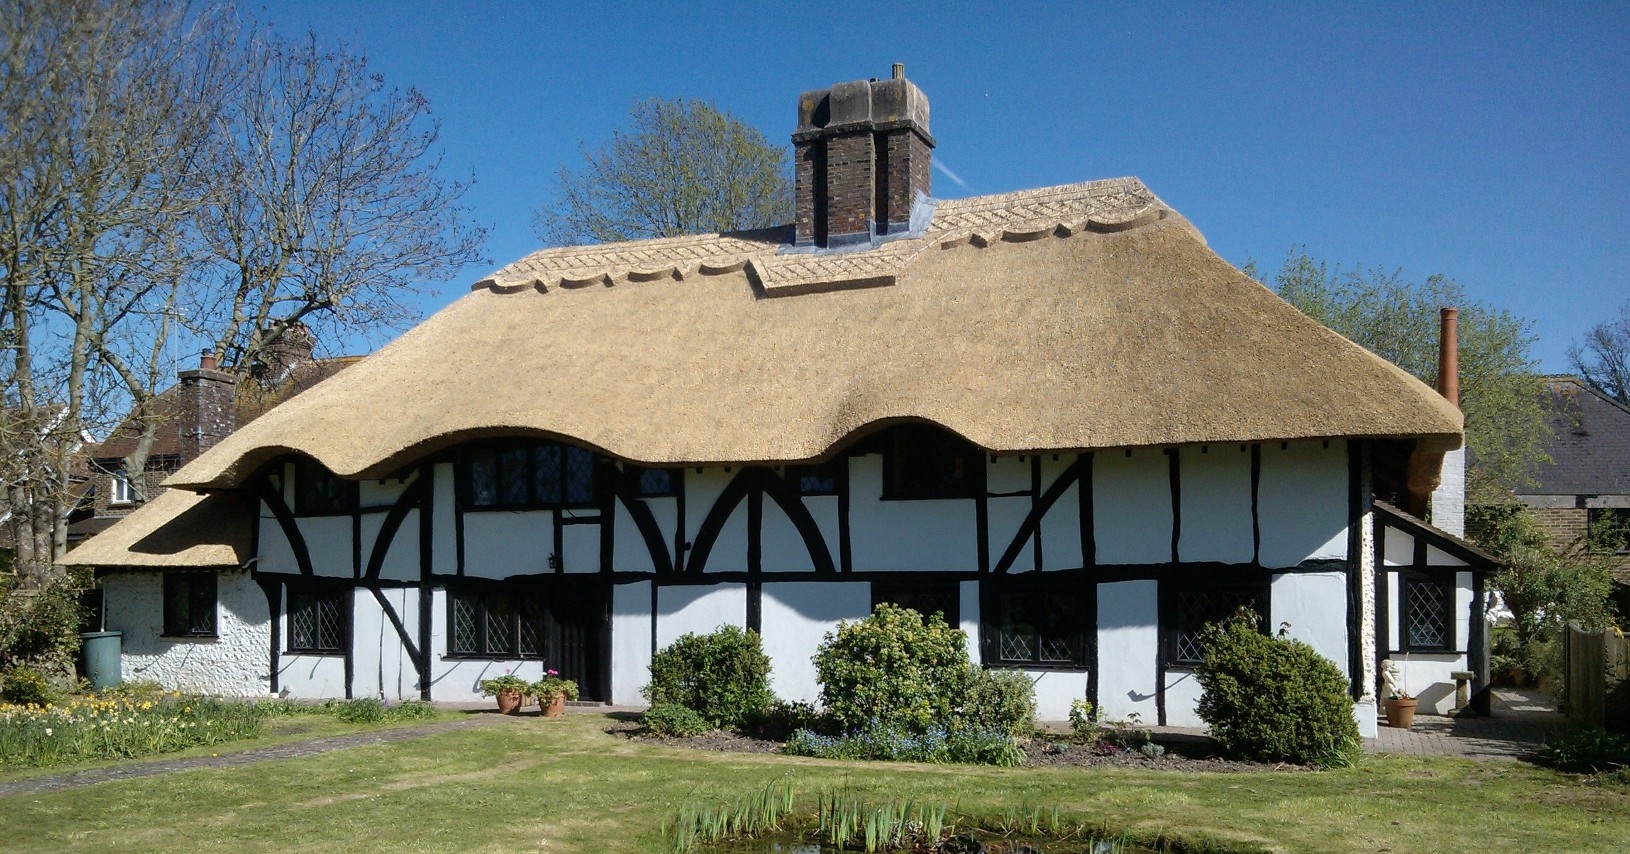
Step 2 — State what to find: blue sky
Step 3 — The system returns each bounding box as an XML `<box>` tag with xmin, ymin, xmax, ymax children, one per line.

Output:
<box><xmin>257</xmin><ymin>1</ymin><xmax>1627</xmax><ymax>371</ymax></box>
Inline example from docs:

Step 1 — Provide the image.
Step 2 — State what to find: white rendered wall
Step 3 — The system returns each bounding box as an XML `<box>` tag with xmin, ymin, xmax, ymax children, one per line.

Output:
<box><xmin>259</xmin><ymin>510</ymin><xmax>297</xmax><ymax>575</ymax></box>
<box><xmin>425</xmin><ymin>588</ymin><xmax>552</xmax><ymax>701</ymax></box>
<box><xmin>351</xmin><ymin>587</ymin><xmax>419</xmax><ymax>700</ymax></box>
<box><xmin>987</xmin><ymin>456</ymin><xmax>1033</xmax><ymax>571</ymax></box>
<box><xmin>1383</xmin><ymin>528</ymin><xmax>1415</xmax><ymax>566</ymax></box>
<box><xmin>1354</xmin><ymin>700</ymin><xmax>1379</xmax><ymax>739</ymax></box>
<box><xmin>611</xmin><ymin>581</ymin><xmax>653</xmax><ymax>705</ymax></box>
<box><xmin>1178</xmin><ymin>446</ymin><xmax>1254</xmax><ymax>564</ymax></box>
<box><xmin>613</xmin><ymin>503</ymin><xmax>660</xmax><ymax>573</ymax></box>
<box><xmin>278</xmin><ymin>653</ymin><xmax>345</xmax><ymax>698</ymax></box>
<box><xmin>359</xmin><ymin>475</ymin><xmax>414</xmax><ymax>509</ymax></box>
<box><xmin>1094</xmin><ymin>450</ymin><xmax>1172</xmax><ymax>565</ymax></box>
<box><xmin>656</xmin><ymin>584</ymin><xmax>746</xmax><ymax>648</ymax></box>
<box><xmin>463</xmin><ymin>510</ymin><xmax>552</xmax><ymax>576</ymax></box>
<box><xmin>1162</xmin><ymin>669</ymin><xmax>1207</xmax><ymax>728</ymax></box>
<box><xmin>431</xmin><ymin>463</ymin><xmax>458</xmax><ymax>574</ymax></box>
<box><xmin>297</xmin><ymin>516</ymin><xmax>353</xmax><ymax>578</ymax></box>
<box><xmin>1271</xmin><ymin>571</ymin><xmax>1350</xmax><ymax>667</ymax></box>
<box><xmin>1096</xmin><ymin>580</ymin><xmax>1159</xmax><ymax>721</ymax></box>
<box><xmin>561</xmin><ymin>522</ymin><xmax>600</xmax><ymax>573</ymax></box>
<box><xmin>1038</xmin><ymin>455</ymin><xmax>1083</xmax><ymax>570</ymax></box>
<box><xmin>960</xmin><ymin>580</ymin><xmax>981</xmax><ymax>663</ymax></box>
<box><xmin>1430</xmin><ymin>448</ymin><xmax>1466</xmax><ymax>538</ymax></box>
<box><xmin>1258</xmin><ymin>441</ymin><xmax>1349</xmax><ymax>567</ymax></box>
<box><xmin>103</xmin><ymin>571</ymin><xmax>270</xmax><ymax>696</ymax></box>
<box><xmin>1427</xmin><ymin>546</ymin><xmax>1468</xmax><ymax>567</ymax></box>
<box><xmin>761</xmin><ymin>582</ymin><xmax>871</xmax><ymax>704</ymax></box>
<box><xmin>760</xmin><ymin>502</ymin><xmax>818</xmax><ymax>572</ymax></box>
<box><xmin>1027</xmin><ymin>670</ymin><xmax>1088</xmax><ymax>721</ymax></box>
<box><xmin>847</xmin><ymin>454</ymin><xmax>978</xmax><ymax>571</ymax></box>
<box><xmin>359</xmin><ymin>510</ymin><xmax>420</xmax><ymax>582</ymax></box>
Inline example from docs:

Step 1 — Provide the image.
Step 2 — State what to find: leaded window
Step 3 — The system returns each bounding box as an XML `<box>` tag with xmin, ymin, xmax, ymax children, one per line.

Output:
<box><xmin>882</xmin><ymin>425</ymin><xmax>985</xmax><ymax>500</ymax></box>
<box><xmin>448</xmin><ymin>592</ymin><xmax>548</xmax><ymax>659</ymax></box>
<box><xmin>288</xmin><ymin>587</ymin><xmax>345</xmax><ymax>653</ymax></box>
<box><xmin>162</xmin><ymin>573</ymin><xmax>217</xmax><ymax>637</ymax></box>
<box><xmin>1166</xmin><ymin>579</ymin><xmax>1268</xmax><ymax>666</ymax></box>
<box><xmin>787</xmin><ymin>460</ymin><xmax>844</xmax><ymax>496</ymax></box>
<box><xmin>1402</xmin><ymin>572</ymin><xmax>1453</xmax><ymax>651</ymax></box>
<box><xmin>873</xmin><ymin>581</ymin><xmax>959</xmax><ymax>625</ymax></box>
<box><xmin>983</xmin><ymin>580</ymin><xmax>1091</xmax><ymax>668</ymax></box>
<box><xmin>627</xmin><ymin>465</ymin><xmax>679</xmax><ymax>498</ymax></box>
<box><xmin>462</xmin><ymin>442</ymin><xmax>601</xmax><ymax>510</ymax></box>
<box><xmin>294</xmin><ymin>458</ymin><xmax>358</xmax><ymax>515</ymax></box>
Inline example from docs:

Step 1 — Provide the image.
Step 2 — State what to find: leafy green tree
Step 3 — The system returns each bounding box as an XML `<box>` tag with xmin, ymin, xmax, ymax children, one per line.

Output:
<box><xmin>533</xmin><ymin>97</ymin><xmax>792</xmax><ymax>245</ymax></box>
<box><xmin>1569</xmin><ymin>299</ymin><xmax>1630</xmax><ymax>405</ymax></box>
<box><xmin>1469</xmin><ymin>504</ymin><xmax>1615</xmax><ymax>684</ymax></box>
<box><xmin>1251</xmin><ymin>249</ymin><xmax>1551</xmax><ymax>503</ymax></box>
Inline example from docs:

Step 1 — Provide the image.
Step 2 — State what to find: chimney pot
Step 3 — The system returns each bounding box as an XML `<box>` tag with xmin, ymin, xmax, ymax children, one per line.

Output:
<box><xmin>199</xmin><ymin>350</ymin><xmax>217</xmax><ymax>371</ymax></box>
<box><xmin>1437</xmin><ymin>307</ymin><xmax>1459</xmax><ymax>408</ymax></box>
<box><xmin>892</xmin><ymin>62</ymin><xmax>904</xmax><ymax>80</ymax></box>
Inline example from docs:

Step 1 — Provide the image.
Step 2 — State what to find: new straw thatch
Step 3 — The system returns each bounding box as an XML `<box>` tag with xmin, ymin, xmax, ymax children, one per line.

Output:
<box><xmin>160</xmin><ymin>177</ymin><xmax>1460</xmax><ymax>493</ymax></box>
<box><xmin>60</xmin><ymin>488</ymin><xmax>253</xmax><ymax>569</ymax></box>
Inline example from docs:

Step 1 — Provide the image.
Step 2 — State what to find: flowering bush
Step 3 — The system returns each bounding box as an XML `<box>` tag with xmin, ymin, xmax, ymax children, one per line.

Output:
<box><xmin>0</xmin><ymin>693</ymin><xmax>266</xmax><ymax>768</ymax></box>
<box><xmin>531</xmin><ymin>670</ymin><xmax>579</xmax><ymax>702</ymax></box>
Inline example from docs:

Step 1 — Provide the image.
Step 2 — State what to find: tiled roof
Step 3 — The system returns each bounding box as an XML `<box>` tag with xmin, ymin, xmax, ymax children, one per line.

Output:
<box><xmin>1521</xmin><ymin>377</ymin><xmax>1630</xmax><ymax>496</ymax></box>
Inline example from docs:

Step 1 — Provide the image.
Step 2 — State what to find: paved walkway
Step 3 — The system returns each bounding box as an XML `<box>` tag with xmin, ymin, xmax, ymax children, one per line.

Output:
<box><xmin>1368</xmin><ymin>688</ymin><xmax>1574</xmax><ymax>760</ymax></box>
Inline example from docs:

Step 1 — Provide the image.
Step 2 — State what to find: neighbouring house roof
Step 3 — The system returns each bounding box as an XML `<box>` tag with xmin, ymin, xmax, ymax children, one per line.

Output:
<box><xmin>92</xmin><ymin>356</ymin><xmax>363</xmax><ymax>462</ymax></box>
<box><xmin>162</xmin><ymin>177</ymin><xmax>1462</xmax><ymax>491</ymax></box>
<box><xmin>60</xmin><ymin>488</ymin><xmax>253</xmax><ymax>569</ymax></box>
<box><xmin>1520</xmin><ymin>376</ymin><xmax>1630</xmax><ymax>497</ymax></box>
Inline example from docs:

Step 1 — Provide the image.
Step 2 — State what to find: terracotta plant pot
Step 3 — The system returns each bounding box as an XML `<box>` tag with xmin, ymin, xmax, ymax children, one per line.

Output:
<box><xmin>1384</xmin><ymin>696</ymin><xmax>1418</xmax><ymax>728</ymax></box>
<box><xmin>495</xmin><ymin>690</ymin><xmax>524</xmax><ymax>716</ymax></box>
<box><xmin>540</xmin><ymin>693</ymin><xmax>566</xmax><ymax>717</ymax></box>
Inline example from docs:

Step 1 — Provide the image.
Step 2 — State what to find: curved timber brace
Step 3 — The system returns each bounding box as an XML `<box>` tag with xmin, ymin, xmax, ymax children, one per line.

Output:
<box><xmin>991</xmin><ymin>457</ymin><xmax>1088</xmax><ymax>574</ymax></box>
<box><xmin>686</xmin><ymin>467</ymin><xmax>837</xmax><ymax>575</ymax></box>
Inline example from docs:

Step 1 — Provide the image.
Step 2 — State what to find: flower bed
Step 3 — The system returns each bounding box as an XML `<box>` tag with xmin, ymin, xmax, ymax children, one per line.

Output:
<box><xmin>0</xmin><ymin>693</ymin><xmax>266</xmax><ymax>768</ymax></box>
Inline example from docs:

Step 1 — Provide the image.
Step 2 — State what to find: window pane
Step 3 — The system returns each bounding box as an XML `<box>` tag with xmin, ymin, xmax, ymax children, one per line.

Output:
<box><xmin>316</xmin><ymin>595</ymin><xmax>344</xmax><ymax>650</ymax></box>
<box><xmin>451</xmin><ymin>595</ymin><xmax>480</xmax><ymax>654</ymax></box>
<box><xmin>635</xmin><ymin>466</ymin><xmax>673</xmax><ymax>497</ymax></box>
<box><xmin>788</xmin><ymin>461</ymin><xmax>841</xmax><ymax>496</ymax></box>
<box><xmin>1405</xmin><ymin>577</ymin><xmax>1450</xmax><ymax>649</ymax></box>
<box><xmin>564</xmin><ymin>447</ymin><xmax>596</xmax><ymax>504</ymax></box>
<box><xmin>998</xmin><ymin>593</ymin><xmax>1038</xmax><ymax>661</ymax></box>
<box><xmin>499</xmin><ymin>447</ymin><xmax>530</xmax><ymax>505</ymax></box>
<box><xmin>517</xmin><ymin>599</ymin><xmax>545</xmax><ymax>658</ymax></box>
<box><xmin>533</xmin><ymin>445</ymin><xmax>562</xmax><ymax>505</ymax></box>
<box><xmin>485</xmin><ymin>596</ymin><xmax>515</xmax><ymax>655</ymax></box>
<box><xmin>469</xmin><ymin>450</ymin><xmax>499</xmax><ymax>507</ymax></box>
<box><xmin>1035</xmin><ymin>594</ymin><xmax>1077</xmax><ymax>663</ymax></box>
<box><xmin>1176</xmin><ymin>588</ymin><xmax>1259</xmax><ymax>664</ymax></box>
<box><xmin>290</xmin><ymin>592</ymin><xmax>317</xmax><ymax>650</ymax></box>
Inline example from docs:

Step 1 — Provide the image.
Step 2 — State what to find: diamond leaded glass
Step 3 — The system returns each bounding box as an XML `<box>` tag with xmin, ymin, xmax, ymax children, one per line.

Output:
<box><xmin>452</xmin><ymin>595</ymin><xmax>480</xmax><ymax>654</ymax></box>
<box><xmin>564</xmin><ymin>446</ymin><xmax>596</xmax><ymax>504</ymax></box>
<box><xmin>1176</xmin><ymin>589</ymin><xmax>1259</xmax><ymax>664</ymax></box>
<box><xmin>485</xmin><ymin>597</ymin><xmax>515</xmax><ymax>654</ymax></box>
<box><xmin>291</xmin><ymin>595</ymin><xmax>317</xmax><ymax>650</ymax></box>
<box><xmin>1405</xmin><ymin>576</ymin><xmax>1451</xmax><ymax>649</ymax></box>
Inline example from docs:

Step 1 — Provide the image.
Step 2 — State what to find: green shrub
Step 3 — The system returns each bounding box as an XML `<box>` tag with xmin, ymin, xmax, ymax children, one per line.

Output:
<box><xmin>1541</xmin><ymin>728</ymin><xmax>1630</xmax><ymax>775</ymax></box>
<box><xmin>747</xmin><ymin>698</ymin><xmax>822</xmax><ymax>740</ymax></box>
<box><xmin>957</xmin><ymin>667</ymin><xmax>1035</xmax><ymax>737</ymax></box>
<box><xmin>813</xmin><ymin>604</ymin><xmax>975</xmax><ymax>734</ymax></box>
<box><xmin>1194</xmin><ymin>612</ymin><xmax>1361</xmax><ymax>767</ymax></box>
<box><xmin>0</xmin><ymin>578</ymin><xmax>86</xmax><ymax>678</ymax></box>
<box><xmin>1</xmin><ymin>666</ymin><xmax>57</xmax><ymax>706</ymax></box>
<box><xmin>642</xmin><ymin>701</ymin><xmax>713</xmax><ymax>737</ymax></box>
<box><xmin>645</xmin><ymin>625</ymin><xmax>774</xmax><ymax>730</ymax></box>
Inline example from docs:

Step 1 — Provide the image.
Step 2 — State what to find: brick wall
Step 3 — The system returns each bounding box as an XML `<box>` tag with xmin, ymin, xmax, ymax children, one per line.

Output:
<box><xmin>1533</xmin><ymin>506</ymin><xmax>1590</xmax><ymax>553</ymax></box>
<box><xmin>824</xmin><ymin>131</ymin><xmax>875</xmax><ymax>241</ymax></box>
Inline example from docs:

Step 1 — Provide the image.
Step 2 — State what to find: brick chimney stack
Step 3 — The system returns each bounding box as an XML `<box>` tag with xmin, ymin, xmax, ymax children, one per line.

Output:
<box><xmin>793</xmin><ymin>65</ymin><xmax>934</xmax><ymax>247</ymax></box>
<box><xmin>177</xmin><ymin>349</ymin><xmax>237</xmax><ymax>461</ymax></box>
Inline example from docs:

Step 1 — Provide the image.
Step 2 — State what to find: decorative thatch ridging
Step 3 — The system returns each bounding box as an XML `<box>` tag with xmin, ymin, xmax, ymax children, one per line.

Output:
<box><xmin>160</xmin><ymin>177</ymin><xmax>1461</xmax><ymax>491</ymax></box>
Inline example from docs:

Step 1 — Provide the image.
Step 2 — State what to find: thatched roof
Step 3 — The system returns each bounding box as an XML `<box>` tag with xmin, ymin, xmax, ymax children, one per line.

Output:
<box><xmin>59</xmin><ymin>489</ymin><xmax>252</xmax><ymax>569</ymax></box>
<box><xmin>162</xmin><ymin>176</ymin><xmax>1460</xmax><ymax>491</ymax></box>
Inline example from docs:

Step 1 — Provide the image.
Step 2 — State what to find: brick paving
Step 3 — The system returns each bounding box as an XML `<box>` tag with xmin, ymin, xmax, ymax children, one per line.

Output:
<box><xmin>1368</xmin><ymin>688</ymin><xmax>1574</xmax><ymax>760</ymax></box>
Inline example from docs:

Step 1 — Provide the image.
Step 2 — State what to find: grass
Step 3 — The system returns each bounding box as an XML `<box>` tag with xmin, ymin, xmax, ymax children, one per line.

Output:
<box><xmin>0</xmin><ymin>713</ymin><xmax>1624</xmax><ymax>853</ymax></box>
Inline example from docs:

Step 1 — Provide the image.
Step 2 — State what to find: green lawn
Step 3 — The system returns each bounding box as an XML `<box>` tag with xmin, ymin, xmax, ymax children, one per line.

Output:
<box><xmin>1</xmin><ymin>713</ymin><xmax>1624</xmax><ymax>854</ymax></box>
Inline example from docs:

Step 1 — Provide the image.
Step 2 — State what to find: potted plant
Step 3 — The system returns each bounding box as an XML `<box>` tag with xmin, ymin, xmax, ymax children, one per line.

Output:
<box><xmin>1383</xmin><ymin>690</ymin><xmax>1418</xmax><ymax>728</ymax></box>
<box><xmin>1379</xmin><ymin>656</ymin><xmax>1417</xmax><ymax>728</ymax></box>
<box><xmin>479</xmin><ymin>673</ymin><xmax>531</xmax><ymax>715</ymax></box>
<box><xmin>532</xmin><ymin>670</ymin><xmax>579</xmax><ymax>717</ymax></box>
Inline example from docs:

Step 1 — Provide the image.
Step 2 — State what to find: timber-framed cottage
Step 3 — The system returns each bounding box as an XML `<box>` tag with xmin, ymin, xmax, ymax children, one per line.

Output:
<box><xmin>65</xmin><ymin>69</ymin><xmax>1496</xmax><ymax>735</ymax></box>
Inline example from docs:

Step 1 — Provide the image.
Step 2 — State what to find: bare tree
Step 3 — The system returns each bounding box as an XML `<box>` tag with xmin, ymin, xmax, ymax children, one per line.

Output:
<box><xmin>1</xmin><ymin>0</ymin><xmax>225</xmax><ymax>589</ymax></box>
<box><xmin>190</xmin><ymin>31</ymin><xmax>488</xmax><ymax>380</ymax></box>
<box><xmin>1569</xmin><ymin>299</ymin><xmax>1630</xmax><ymax>405</ymax></box>
<box><xmin>534</xmin><ymin>97</ymin><xmax>792</xmax><ymax>246</ymax></box>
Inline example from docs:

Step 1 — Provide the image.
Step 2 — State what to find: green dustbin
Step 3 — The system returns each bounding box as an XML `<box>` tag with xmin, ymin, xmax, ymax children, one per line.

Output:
<box><xmin>80</xmin><ymin>631</ymin><xmax>122</xmax><ymax>691</ymax></box>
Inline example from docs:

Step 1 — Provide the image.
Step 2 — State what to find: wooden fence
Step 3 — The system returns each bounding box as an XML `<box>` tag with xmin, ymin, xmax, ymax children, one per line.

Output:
<box><xmin>1561</xmin><ymin>623</ymin><xmax>1630</xmax><ymax>733</ymax></box>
